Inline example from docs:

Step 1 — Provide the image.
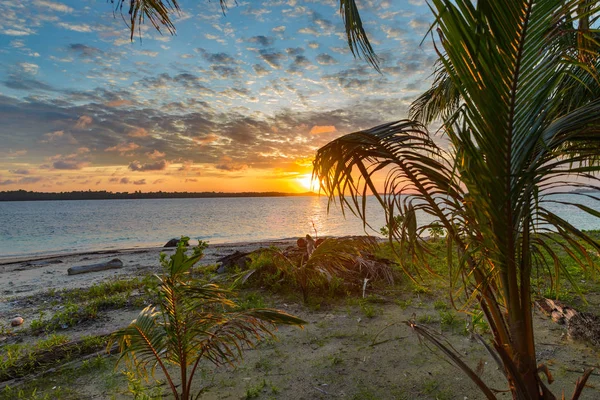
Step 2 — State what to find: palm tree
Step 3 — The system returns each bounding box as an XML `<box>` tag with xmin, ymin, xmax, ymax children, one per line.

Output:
<box><xmin>313</xmin><ymin>1</ymin><xmax>600</xmax><ymax>399</ymax></box>
<box><xmin>110</xmin><ymin>241</ymin><xmax>304</xmax><ymax>400</ymax></box>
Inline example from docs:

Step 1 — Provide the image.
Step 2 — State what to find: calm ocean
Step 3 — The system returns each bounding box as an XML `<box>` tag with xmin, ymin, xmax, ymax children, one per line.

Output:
<box><xmin>0</xmin><ymin>194</ymin><xmax>598</xmax><ymax>260</ymax></box>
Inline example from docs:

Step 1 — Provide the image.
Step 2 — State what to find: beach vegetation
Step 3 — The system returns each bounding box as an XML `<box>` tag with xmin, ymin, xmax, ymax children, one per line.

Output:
<box><xmin>248</xmin><ymin>236</ymin><xmax>390</xmax><ymax>304</ymax></box>
<box><xmin>313</xmin><ymin>1</ymin><xmax>600</xmax><ymax>399</ymax></box>
<box><xmin>110</xmin><ymin>240</ymin><xmax>305</xmax><ymax>400</ymax></box>
<box><xmin>0</xmin><ymin>333</ymin><xmax>109</xmax><ymax>383</ymax></box>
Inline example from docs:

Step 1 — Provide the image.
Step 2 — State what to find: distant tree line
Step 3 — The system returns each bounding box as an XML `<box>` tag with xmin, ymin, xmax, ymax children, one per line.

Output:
<box><xmin>0</xmin><ymin>190</ymin><xmax>316</xmax><ymax>202</ymax></box>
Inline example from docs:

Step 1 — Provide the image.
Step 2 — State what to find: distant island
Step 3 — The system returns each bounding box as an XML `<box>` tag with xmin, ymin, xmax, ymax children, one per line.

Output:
<box><xmin>0</xmin><ymin>190</ymin><xmax>317</xmax><ymax>202</ymax></box>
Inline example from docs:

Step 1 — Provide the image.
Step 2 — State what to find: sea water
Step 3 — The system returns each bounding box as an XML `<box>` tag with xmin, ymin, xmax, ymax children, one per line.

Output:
<box><xmin>0</xmin><ymin>194</ymin><xmax>598</xmax><ymax>259</ymax></box>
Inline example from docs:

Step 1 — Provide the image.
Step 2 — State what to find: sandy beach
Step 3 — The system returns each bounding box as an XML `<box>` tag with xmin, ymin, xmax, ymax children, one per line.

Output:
<box><xmin>0</xmin><ymin>239</ymin><xmax>297</xmax><ymax>318</ymax></box>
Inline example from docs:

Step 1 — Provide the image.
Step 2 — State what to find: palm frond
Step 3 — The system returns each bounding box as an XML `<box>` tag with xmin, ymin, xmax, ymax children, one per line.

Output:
<box><xmin>339</xmin><ymin>0</ymin><xmax>380</xmax><ymax>71</ymax></box>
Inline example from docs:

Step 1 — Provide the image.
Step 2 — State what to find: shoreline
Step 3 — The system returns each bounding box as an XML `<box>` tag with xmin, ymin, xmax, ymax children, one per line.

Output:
<box><xmin>0</xmin><ymin>237</ymin><xmax>301</xmax><ymax>266</ymax></box>
<box><xmin>0</xmin><ymin>238</ymin><xmax>299</xmax><ymax>304</ymax></box>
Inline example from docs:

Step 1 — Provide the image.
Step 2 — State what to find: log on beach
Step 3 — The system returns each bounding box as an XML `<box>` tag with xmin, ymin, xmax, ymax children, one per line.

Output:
<box><xmin>67</xmin><ymin>258</ymin><xmax>123</xmax><ymax>275</ymax></box>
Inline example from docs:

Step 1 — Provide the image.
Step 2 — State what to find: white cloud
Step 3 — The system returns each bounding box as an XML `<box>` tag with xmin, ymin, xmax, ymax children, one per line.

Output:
<box><xmin>34</xmin><ymin>0</ymin><xmax>73</xmax><ymax>13</ymax></box>
<box><xmin>57</xmin><ymin>22</ymin><xmax>92</xmax><ymax>32</ymax></box>
<box><xmin>10</xmin><ymin>39</ymin><xmax>25</xmax><ymax>48</ymax></box>
<box><xmin>3</xmin><ymin>28</ymin><xmax>36</xmax><ymax>36</ymax></box>
<box><xmin>137</xmin><ymin>50</ymin><xmax>159</xmax><ymax>57</ymax></box>
<box><xmin>19</xmin><ymin>62</ymin><xmax>39</xmax><ymax>75</ymax></box>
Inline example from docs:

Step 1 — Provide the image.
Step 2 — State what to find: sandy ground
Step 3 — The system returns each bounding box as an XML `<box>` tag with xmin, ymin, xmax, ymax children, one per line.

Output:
<box><xmin>1</xmin><ymin>240</ymin><xmax>599</xmax><ymax>399</ymax></box>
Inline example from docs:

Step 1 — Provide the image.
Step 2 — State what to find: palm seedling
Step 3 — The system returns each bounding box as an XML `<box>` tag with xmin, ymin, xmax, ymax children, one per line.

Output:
<box><xmin>110</xmin><ymin>240</ymin><xmax>305</xmax><ymax>400</ymax></box>
<box><xmin>313</xmin><ymin>2</ymin><xmax>600</xmax><ymax>399</ymax></box>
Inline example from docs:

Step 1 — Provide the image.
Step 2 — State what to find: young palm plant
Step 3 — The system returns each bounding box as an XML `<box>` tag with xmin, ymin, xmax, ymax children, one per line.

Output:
<box><xmin>313</xmin><ymin>2</ymin><xmax>600</xmax><ymax>399</ymax></box>
<box><xmin>110</xmin><ymin>240</ymin><xmax>305</xmax><ymax>400</ymax></box>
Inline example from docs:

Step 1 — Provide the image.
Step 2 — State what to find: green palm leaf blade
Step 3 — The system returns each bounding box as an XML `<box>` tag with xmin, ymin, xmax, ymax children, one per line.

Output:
<box><xmin>110</xmin><ymin>306</ymin><xmax>170</xmax><ymax>379</ymax></box>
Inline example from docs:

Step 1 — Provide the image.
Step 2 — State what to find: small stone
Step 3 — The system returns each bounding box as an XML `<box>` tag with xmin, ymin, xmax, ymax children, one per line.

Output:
<box><xmin>10</xmin><ymin>316</ymin><xmax>24</xmax><ymax>327</ymax></box>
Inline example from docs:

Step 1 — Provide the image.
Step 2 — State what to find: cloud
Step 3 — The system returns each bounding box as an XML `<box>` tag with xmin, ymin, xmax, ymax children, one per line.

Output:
<box><xmin>258</xmin><ymin>50</ymin><xmax>285</xmax><ymax>69</ymax></box>
<box><xmin>34</xmin><ymin>0</ymin><xmax>73</xmax><ymax>13</ymax></box>
<box><xmin>286</xmin><ymin>47</ymin><xmax>304</xmax><ymax>56</ymax></box>
<box><xmin>147</xmin><ymin>150</ymin><xmax>165</xmax><ymax>159</ymax></box>
<box><xmin>409</xmin><ymin>18</ymin><xmax>431</xmax><ymax>32</ymax></box>
<box><xmin>272</xmin><ymin>26</ymin><xmax>285</xmax><ymax>33</ymax></box>
<box><xmin>3</xmin><ymin>74</ymin><xmax>54</xmax><ymax>91</ymax></box>
<box><xmin>137</xmin><ymin>50</ymin><xmax>159</xmax><ymax>57</ymax></box>
<box><xmin>133</xmin><ymin>179</ymin><xmax>146</xmax><ymax>185</ymax></box>
<box><xmin>106</xmin><ymin>99</ymin><xmax>132</xmax><ymax>107</ymax></box>
<box><xmin>43</xmin><ymin>130</ymin><xmax>64</xmax><ymax>141</ymax></box>
<box><xmin>248</xmin><ymin>35</ymin><xmax>274</xmax><ymax>47</ymax></box>
<box><xmin>309</xmin><ymin>125</ymin><xmax>337</xmax><ymax>135</ymax></box>
<box><xmin>19</xmin><ymin>62</ymin><xmax>39</xmax><ymax>75</ymax></box>
<box><xmin>215</xmin><ymin>156</ymin><xmax>247</xmax><ymax>172</ymax></box>
<box><xmin>0</xmin><ymin>176</ymin><xmax>43</xmax><ymax>185</ymax></box>
<box><xmin>253</xmin><ymin>64</ymin><xmax>270</xmax><ymax>77</ymax></box>
<box><xmin>308</xmin><ymin>41</ymin><xmax>319</xmax><ymax>49</ymax></box>
<box><xmin>3</xmin><ymin>28</ymin><xmax>36</xmax><ymax>36</ymax></box>
<box><xmin>105</xmin><ymin>142</ymin><xmax>140</xmax><ymax>154</ymax></box>
<box><xmin>316</xmin><ymin>53</ymin><xmax>338</xmax><ymax>65</ymax></box>
<box><xmin>198</xmin><ymin>49</ymin><xmax>236</xmax><ymax>64</ymax></box>
<box><xmin>129</xmin><ymin>160</ymin><xmax>169</xmax><ymax>171</ymax></box>
<box><xmin>8</xmin><ymin>169</ymin><xmax>31</xmax><ymax>175</ymax></box>
<box><xmin>128</xmin><ymin>127</ymin><xmax>149</xmax><ymax>137</ymax></box>
<box><xmin>382</xmin><ymin>26</ymin><xmax>407</xmax><ymax>39</ymax></box>
<box><xmin>75</xmin><ymin>115</ymin><xmax>93</xmax><ymax>129</ymax></box>
<box><xmin>68</xmin><ymin>43</ymin><xmax>102</xmax><ymax>57</ymax></box>
<box><xmin>53</xmin><ymin>160</ymin><xmax>86</xmax><ymax>170</ymax></box>
<box><xmin>57</xmin><ymin>22</ymin><xmax>92</xmax><ymax>32</ymax></box>
<box><xmin>194</xmin><ymin>134</ymin><xmax>220</xmax><ymax>146</ymax></box>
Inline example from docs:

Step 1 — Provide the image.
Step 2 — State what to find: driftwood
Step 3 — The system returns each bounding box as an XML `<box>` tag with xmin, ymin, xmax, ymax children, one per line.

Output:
<box><xmin>67</xmin><ymin>258</ymin><xmax>123</xmax><ymax>275</ymax></box>
<box><xmin>536</xmin><ymin>298</ymin><xmax>600</xmax><ymax>346</ymax></box>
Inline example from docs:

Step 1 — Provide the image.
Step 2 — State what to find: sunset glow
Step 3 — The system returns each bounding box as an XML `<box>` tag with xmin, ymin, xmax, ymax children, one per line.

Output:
<box><xmin>0</xmin><ymin>0</ymin><xmax>435</xmax><ymax>193</ymax></box>
<box><xmin>296</xmin><ymin>174</ymin><xmax>317</xmax><ymax>192</ymax></box>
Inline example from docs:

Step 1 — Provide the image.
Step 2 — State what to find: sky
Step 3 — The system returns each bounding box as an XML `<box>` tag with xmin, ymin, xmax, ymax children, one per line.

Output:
<box><xmin>0</xmin><ymin>0</ymin><xmax>437</xmax><ymax>193</ymax></box>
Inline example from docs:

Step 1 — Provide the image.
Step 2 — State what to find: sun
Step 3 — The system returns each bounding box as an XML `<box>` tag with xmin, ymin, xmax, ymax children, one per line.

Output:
<box><xmin>296</xmin><ymin>174</ymin><xmax>316</xmax><ymax>192</ymax></box>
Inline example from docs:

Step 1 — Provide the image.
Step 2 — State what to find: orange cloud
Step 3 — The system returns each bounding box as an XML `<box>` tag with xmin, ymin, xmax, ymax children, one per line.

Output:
<box><xmin>309</xmin><ymin>125</ymin><xmax>336</xmax><ymax>135</ymax></box>
<box><xmin>105</xmin><ymin>142</ymin><xmax>140</xmax><ymax>154</ymax></box>
<box><xmin>75</xmin><ymin>115</ymin><xmax>92</xmax><ymax>129</ymax></box>
<box><xmin>194</xmin><ymin>133</ymin><xmax>220</xmax><ymax>146</ymax></box>
<box><xmin>147</xmin><ymin>149</ymin><xmax>165</xmax><ymax>159</ymax></box>
<box><xmin>128</xmin><ymin>127</ymin><xmax>148</xmax><ymax>137</ymax></box>
<box><xmin>106</xmin><ymin>99</ymin><xmax>133</xmax><ymax>107</ymax></box>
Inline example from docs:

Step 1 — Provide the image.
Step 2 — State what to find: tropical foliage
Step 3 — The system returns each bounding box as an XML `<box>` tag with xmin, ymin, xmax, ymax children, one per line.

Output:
<box><xmin>250</xmin><ymin>235</ymin><xmax>391</xmax><ymax>303</ymax></box>
<box><xmin>313</xmin><ymin>1</ymin><xmax>600</xmax><ymax>399</ymax></box>
<box><xmin>110</xmin><ymin>240</ymin><xmax>304</xmax><ymax>400</ymax></box>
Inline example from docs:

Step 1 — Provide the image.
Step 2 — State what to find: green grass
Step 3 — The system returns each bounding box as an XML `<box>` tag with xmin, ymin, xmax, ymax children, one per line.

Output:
<box><xmin>0</xmin><ymin>334</ymin><xmax>109</xmax><ymax>383</ymax></box>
